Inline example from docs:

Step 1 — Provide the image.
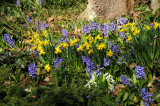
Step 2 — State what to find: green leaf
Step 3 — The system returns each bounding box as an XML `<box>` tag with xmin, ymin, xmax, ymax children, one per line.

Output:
<box><xmin>16</xmin><ymin>69</ymin><xmax>21</xmax><ymax>82</ymax></box>
<box><xmin>123</xmin><ymin>92</ymin><xmax>128</xmax><ymax>101</ymax></box>
<box><xmin>11</xmin><ymin>75</ymin><xmax>16</xmax><ymax>82</ymax></box>
<box><xmin>36</xmin><ymin>68</ymin><xmax>41</xmax><ymax>76</ymax></box>
<box><xmin>39</xmin><ymin>69</ymin><xmax>47</xmax><ymax>75</ymax></box>
<box><xmin>115</xmin><ymin>85</ymin><xmax>128</xmax><ymax>102</ymax></box>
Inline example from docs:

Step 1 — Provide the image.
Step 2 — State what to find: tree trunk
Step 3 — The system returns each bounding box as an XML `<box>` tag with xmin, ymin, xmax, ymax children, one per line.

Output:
<box><xmin>79</xmin><ymin>0</ymin><xmax>134</xmax><ymax>20</ymax></box>
<box><xmin>151</xmin><ymin>0</ymin><xmax>160</xmax><ymax>14</ymax></box>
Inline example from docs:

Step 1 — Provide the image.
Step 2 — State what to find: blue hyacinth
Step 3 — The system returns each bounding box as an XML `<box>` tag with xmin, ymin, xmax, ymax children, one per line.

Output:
<box><xmin>40</xmin><ymin>0</ymin><xmax>44</xmax><ymax>5</ymax></box>
<box><xmin>141</xmin><ymin>88</ymin><xmax>153</xmax><ymax>106</ymax></box>
<box><xmin>119</xmin><ymin>32</ymin><xmax>126</xmax><ymax>42</ymax></box>
<box><xmin>34</xmin><ymin>49</ymin><xmax>39</xmax><ymax>57</ymax></box>
<box><xmin>3</xmin><ymin>33</ymin><xmax>15</xmax><ymax>48</ymax></box>
<box><xmin>83</xmin><ymin>25</ymin><xmax>91</xmax><ymax>35</ymax></box>
<box><xmin>91</xmin><ymin>21</ymin><xmax>99</xmax><ymax>31</ymax></box>
<box><xmin>120</xmin><ymin>75</ymin><xmax>132</xmax><ymax>86</ymax></box>
<box><xmin>136</xmin><ymin>66</ymin><xmax>146</xmax><ymax>79</ymax></box>
<box><xmin>36</xmin><ymin>20</ymin><xmax>42</xmax><ymax>32</ymax></box>
<box><xmin>27</xmin><ymin>16</ymin><xmax>32</xmax><ymax>24</ymax></box>
<box><xmin>82</xmin><ymin>56</ymin><xmax>95</xmax><ymax>78</ymax></box>
<box><xmin>16</xmin><ymin>0</ymin><xmax>21</xmax><ymax>7</ymax></box>
<box><xmin>54</xmin><ymin>57</ymin><xmax>63</xmax><ymax>69</ymax></box>
<box><xmin>109</xmin><ymin>42</ymin><xmax>120</xmax><ymax>55</ymax></box>
<box><xmin>62</xmin><ymin>29</ymin><xmax>69</xmax><ymax>42</ymax></box>
<box><xmin>43</xmin><ymin>22</ymin><xmax>48</xmax><ymax>30</ymax></box>
<box><xmin>129</xmin><ymin>50</ymin><xmax>135</xmax><ymax>59</ymax></box>
<box><xmin>103</xmin><ymin>58</ymin><xmax>111</xmax><ymax>67</ymax></box>
<box><xmin>99</xmin><ymin>23</ymin><xmax>105</xmax><ymax>30</ymax></box>
<box><xmin>28</xmin><ymin>62</ymin><xmax>37</xmax><ymax>78</ymax></box>
<box><xmin>110</xmin><ymin>22</ymin><xmax>115</xmax><ymax>32</ymax></box>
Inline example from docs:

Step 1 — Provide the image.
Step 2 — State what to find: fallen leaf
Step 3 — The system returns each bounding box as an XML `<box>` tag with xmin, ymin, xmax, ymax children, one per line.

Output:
<box><xmin>129</xmin><ymin>63</ymin><xmax>136</xmax><ymax>69</ymax></box>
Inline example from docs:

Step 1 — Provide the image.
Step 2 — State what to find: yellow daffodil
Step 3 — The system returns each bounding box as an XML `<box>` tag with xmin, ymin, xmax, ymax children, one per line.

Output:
<box><xmin>31</xmin><ymin>46</ymin><xmax>37</xmax><ymax>50</ymax></box>
<box><xmin>58</xmin><ymin>43</ymin><xmax>63</xmax><ymax>47</ymax></box>
<box><xmin>97</xmin><ymin>43</ymin><xmax>106</xmax><ymax>50</ymax></box>
<box><xmin>43</xmin><ymin>40</ymin><xmax>50</xmax><ymax>46</ymax></box>
<box><xmin>55</xmin><ymin>46</ymin><xmax>62</xmax><ymax>54</ymax></box>
<box><xmin>39</xmin><ymin>49</ymin><xmax>46</xmax><ymax>55</ymax></box>
<box><xmin>120</xmin><ymin>28</ymin><xmax>125</xmax><ymax>32</ymax></box>
<box><xmin>44</xmin><ymin>64</ymin><xmax>51</xmax><ymax>72</ymax></box>
<box><xmin>70</xmin><ymin>39</ymin><xmax>75</xmax><ymax>46</ymax></box>
<box><xmin>130</xmin><ymin>22</ymin><xmax>135</xmax><ymax>27</ymax></box>
<box><xmin>154</xmin><ymin>22</ymin><xmax>159</xmax><ymax>29</ymax></box>
<box><xmin>86</xmin><ymin>34</ymin><xmax>91</xmax><ymax>39</ymax></box>
<box><xmin>88</xmin><ymin>49</ymin><xmax>93</xmax><ymax>54</ymax></box>
<box><xmin>37</xmin><ymin>46</ymin><xmax>43</xmax><ymax>51</ymax></box>
<box><xmin>106</xmin><ymin>49</ymin><xmax>113</xmax><ymax>57</ymax></box>
<box><xmin>95</xmin><ymin>34</ymin><xmax>102</xmax><ymax>40</ymax></box>
<box><xmin>126</xmin><ymin>35</ymin><xmax>133</xmax><ymax>42</ymax></box>
<box><xmin>62</xmin><ymin>42</ymin><xmax>68</xmax><ymax>48</ymax></box>
<box><xmin>30</xmin><ymin>37</ymin><xmax>34</xmax><ymax>43</ymax></box>
<box><xmin>144</xmin><ymin>25</ymin><xmax>151</xmax><ymax>31</ymax></box>
<box><xmin>133</xmin><ymin>29</ymin><xmax>140</xmax><ymax>35</ymax></box>
<box><xmin>131</xmin><ymin>27</ymin><xmax>135</xmax><ymax>32</ymax></box>
<box><xmin>34</xmin><ymin>32</ymin><xmax>39</xmax><ymax>38</ymax></box>
<box><xmin>42</xmin><ymin>30</ymin><xmax>47</xmax><ymax>37</ymax></box>
<box><xmin>86</xmin><ymin>43</ymin><xmax>91</xmax><ymax>50</ymax></box>
<box><xmin>73</xmin><ymin>38</ymin><xmax>79</xmax><ymax>43</ymax></box>
<box><xmin>77</xmin><ymin>44</ymin><xmax>83</xmax><ymax>51</ymax></box>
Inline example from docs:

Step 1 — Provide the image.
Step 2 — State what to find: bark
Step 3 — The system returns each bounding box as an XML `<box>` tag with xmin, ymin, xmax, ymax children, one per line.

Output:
<box><xmin>151</xmin><ymin>0</ymin><xmax>160</xmax><ymax>14</ymax></box>
<box><xmin>79</xmin><ymin>0</ymin><xmax>134</xmax><ymax>20</ymax></box>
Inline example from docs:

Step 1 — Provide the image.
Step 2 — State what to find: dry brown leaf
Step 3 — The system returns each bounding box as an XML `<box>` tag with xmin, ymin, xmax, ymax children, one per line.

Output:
<box><xmin>27</xmin><ymin>31</ymin><xmax>32</xmax><ymax>36</ymax></box>
<box><xmin>111</xmin><ymin>84</ymin><xmax>125</xmax><ymax>96</ymax></box>
<box><xmin>129</xmin><ymin>63</ymin><xmax>136</xmax><ymax>69</ymax></box>
<box><xmin>47</xmin><ymin>16</ymin><xmax>54</xmax><ymax>22</ymax></box>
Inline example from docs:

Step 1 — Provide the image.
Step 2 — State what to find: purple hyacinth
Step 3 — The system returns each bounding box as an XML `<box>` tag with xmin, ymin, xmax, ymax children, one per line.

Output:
<box><xmin>86</xmin><ymin>95</ymin><xmax>90</xmax><ymax>99</ymax></box>
<box><xmin>27</xmin><ymin>16</ymin><xmax>32</xmax><ymax>24</ymax></box>
<box><xmin>82</xmin><ymin>56</ymin><xmax>91</xmax><ymax>64</ymax></box>
<box><xmin>141</xmin><ymin>88</ymin><xmax>153</xmax><ymax>106</ymax></box>
<box><xmin>82</xmin><ymin>56</ymin><xmax>95</xmax><ymax>78</ymax></box>
<box><xmin>3</xmin><ymin>34</ymin><xmax>15</xmax><ymax>48</ymax></box>
<box><xmin>3</xmin><ymin>33</ymin><xmax>10</xmax><ymax>41</ymax></box>
<box><xmin>136</xmin><ymin>66</ymin><xmax>146</xmax><ymax>79</ymax></box>
<box><xmin>42</xmin><ymin>22</ymin><xmax>48</xmax><ymax>30</ymax></box>
<box><xmin>36</xmin><ymin>20</ymin><xmax>42</xmax><ymax>32</ymax></box>
<box><xmin>109</xmin><ymin>42</ymin><xmax>120</xmax><ymax>54</ymax></box>
<box><xmin>28</xmin><ymin>62</ymin><xmax>37</xmax><ymax>78</ymax></box>
<box><xmin>129</xmin><ymin>50</ymin><xmax>135</xmax><ymax>59</ymax></box>
<box><xmin>83</xmin><ymin>25</ymin><xmax>91</xmax><ymax>35</ymax></box>
<box><xmin>122</xmin><ymin>54</ymin><xmax>126</xmax><ymax>60</ymax></box>
<box><xmin>62</xmin><ymin>29</ymin><xmax>69</xmax><ymax>42</ymax></box>
<box><xmin>95</xmin><ymin>64</ymin><xmax>103</xmax><ymax>77</ymax></box>
<box><xmin>54</xmin><ymin>57</ymin><xmax>63</xmax><ymax>69</ymax></box>
<box><xmin>120</xmin><ymin>75</ymin><xmax>132</xmax><ymax>86</ymax></box>
<box><xmin>34</xmin><ymin>49</ymin><xmax>39</xmax><ymax>57</ymax></box>
<box><xmin>103</xmin><ymin>22</ymin><xmax>110</xmax><ymax>37</ymax></box>
<box><xmin>117</xmin><ymin>17</ymin><xmax>128</xmax><ymax>25</ymax></box>
<box><xmin>91</xmin><ymin>21</ymin><xmax>99</xmax><ymax>31</ymax></box>
<box><xmin>118</xmin><ymin>58</ymin><xmax>122</xmax><ymax>65</ymax></box>
<box><xmin>103</xmin><ymin>58</ymin><xmax>111</xmax><ymax>67</ymax></box>
<box><xmin>40</xmin><ymin>0</ymin><xmax>44</xmax><ymax>5</ymax></box>
<box><xmin>119</xmin><ymin>32</ymin><xmax>126</xmax><ymax>42</ymax></box>
<box><xmin>16</xmin><ymin>0</ymin><xmax>20</xmax><ymax>7</ymax></box>
<box><xmin>110</xmin><ymin>22</ymin><xmax>115</xmax><ymax>32</ymax></box>
<box><xmin>99</xmin><ymin>23</ymin><xmax>105</xmax><ymax>30</ymax></box>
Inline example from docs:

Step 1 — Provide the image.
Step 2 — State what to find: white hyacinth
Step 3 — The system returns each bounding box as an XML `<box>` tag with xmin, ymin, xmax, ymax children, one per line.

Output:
<box><xmin>85</xmin><ymin>75</ymin><xmax>97</xmax><ymax>89</ymax></box>
<box><xmin>103</xmin><ymin>73</ymin><xmax>115</xmax><ymax>92</ymax></box>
